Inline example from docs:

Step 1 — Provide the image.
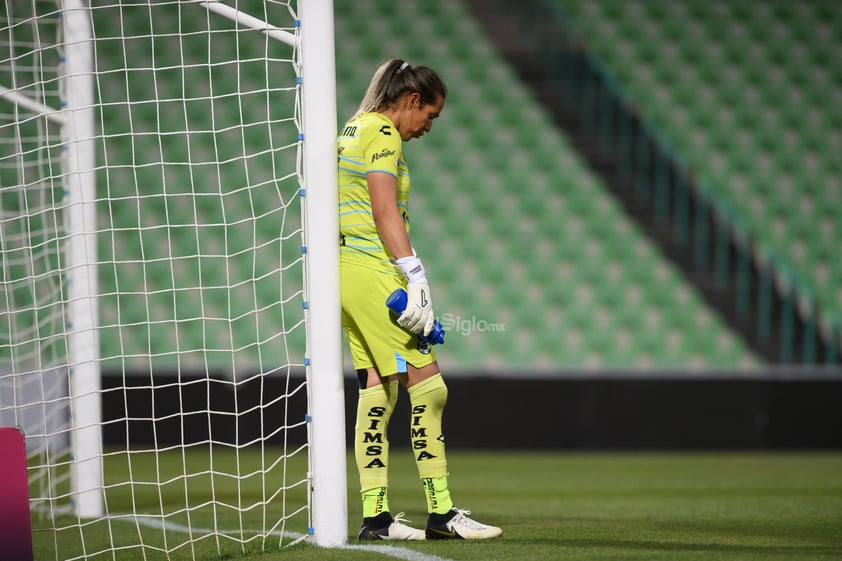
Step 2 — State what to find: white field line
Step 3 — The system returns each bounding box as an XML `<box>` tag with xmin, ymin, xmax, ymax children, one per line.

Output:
<box><xmin>342</xmin><ymin>543</ymin><xmax>455</xmax><ymax>561</ymax></box>
<box><xmin>128</xmin><ymin>515</ymin><xmax>456</xmax><ymax>561</ymax></box>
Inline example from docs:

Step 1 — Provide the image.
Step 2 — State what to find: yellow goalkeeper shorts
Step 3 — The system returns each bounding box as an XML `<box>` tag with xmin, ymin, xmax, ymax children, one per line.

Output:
<box><xmin>341</xmin><ymin>261</ymin><xmax>437</xmax><ymax>376</ymax></box>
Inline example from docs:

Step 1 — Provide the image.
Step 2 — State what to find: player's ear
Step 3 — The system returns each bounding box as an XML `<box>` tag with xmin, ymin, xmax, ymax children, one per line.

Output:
<box><xmin>406</xmin><ymin>92</ymin><xmax>421</xmax><ymax>110</ymax></box>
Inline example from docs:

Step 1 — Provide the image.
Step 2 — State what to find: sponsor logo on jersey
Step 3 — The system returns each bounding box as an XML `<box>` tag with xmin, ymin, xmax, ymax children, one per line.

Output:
<box><xmin>371</xmin><ymin>148</ymin><xmax>396</xmax><ymax>163</ymax></box>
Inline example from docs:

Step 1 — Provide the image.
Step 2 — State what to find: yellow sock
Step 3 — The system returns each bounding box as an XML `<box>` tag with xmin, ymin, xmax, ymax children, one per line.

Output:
<box><xmin>422</xmin><ymin>476</ymin><xmax>453</xmax><ymax>514</ymax></box>
<box><xmin>355</xmin><ymin>380</ymin><xmax>398</xmax><ymax>517</ymax></box>
<box><xmin>407</xmin><ymin>374</ymin><xmax>453</xmax><ymax>513</ymax></box>
<box><xmin>361</xmin><ymin>486</ymin><xmax>389</xmax><ymax>519</ymax></box>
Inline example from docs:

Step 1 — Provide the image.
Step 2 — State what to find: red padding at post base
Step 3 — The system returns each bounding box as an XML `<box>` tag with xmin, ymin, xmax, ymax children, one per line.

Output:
<box><xmin>0</xmin><ymin>427</ymin><xmax>34</xmax><ymax>561</ymax></box>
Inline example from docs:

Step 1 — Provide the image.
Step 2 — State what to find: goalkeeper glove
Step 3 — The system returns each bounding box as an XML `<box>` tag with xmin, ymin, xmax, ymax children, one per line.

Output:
<box><xmin>395</xmin><ymin>254</ymin><xmax>435</xmax><ymax>336</ymax></box>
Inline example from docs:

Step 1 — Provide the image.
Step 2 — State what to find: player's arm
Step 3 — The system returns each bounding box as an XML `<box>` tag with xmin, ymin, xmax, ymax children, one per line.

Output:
<box><xmin>368</xmin><ymin>171</ymin><xmax>435</xmax><ymax>335</ymax></box>
<box><xmin>368</xmin><ymin>171</ymin><xmax>412</xmax><ymax>259</ymax></box>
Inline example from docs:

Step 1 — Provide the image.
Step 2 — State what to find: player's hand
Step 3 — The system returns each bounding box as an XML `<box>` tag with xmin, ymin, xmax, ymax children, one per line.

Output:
<box><xmin>399</xmin><ymin>282</ymin><xmax>435</xmax><ymax>336</ymax></box>
<box><xmin>395</xmin><ymin>253</ymin><xmax>436</xmax><ymax>336</ymax></box>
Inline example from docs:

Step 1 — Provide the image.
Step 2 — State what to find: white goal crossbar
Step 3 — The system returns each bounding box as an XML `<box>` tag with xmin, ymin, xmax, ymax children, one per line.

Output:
<box><xmin>192</xmin><ymin>0</ymin><xmax>299</xmax><ymax>47</ymax></box>
<box><xmin>0</xmin><ymin>85</ymin><xmax>67</xmax><ymax>125</ymax></box>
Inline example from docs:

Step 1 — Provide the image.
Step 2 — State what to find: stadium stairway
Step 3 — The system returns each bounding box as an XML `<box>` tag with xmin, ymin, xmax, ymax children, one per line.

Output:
<box><xmin>464</xmin><ymin>0</ymin><xmax>841</xmax><ymax>365</ymax></box>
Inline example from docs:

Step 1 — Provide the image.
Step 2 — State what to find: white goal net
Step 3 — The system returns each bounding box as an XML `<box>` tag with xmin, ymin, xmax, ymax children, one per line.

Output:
<box><xmin>0</xmin><ymin>0</ymin><xmax>345</xmax><ymax>558</ymax></box>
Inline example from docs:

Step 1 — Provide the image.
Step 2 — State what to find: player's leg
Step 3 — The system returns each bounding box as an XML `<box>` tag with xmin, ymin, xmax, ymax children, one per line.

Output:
<box><xmin>354</xmin><ymin>367</ymin><xmax>424</xmax><ymax>540</ymax></box>
<box><xmin>343</xmin><ymin>263</ymin><xmax>424</xmax><ymax>540</ymax></box>
<box><xmin>401</xmin><ymin>362</ymin><xmax>503</xmax><ymax>540</ymax></box>
<box><xmin>399</xmin><ymin>362</ymin><xmax>451</xmax><ymax>512</ymax></box>
<box><xmin>355</xmin><ymin>367</ymin><xmax>397</xmax><ymax>520</ymax></box>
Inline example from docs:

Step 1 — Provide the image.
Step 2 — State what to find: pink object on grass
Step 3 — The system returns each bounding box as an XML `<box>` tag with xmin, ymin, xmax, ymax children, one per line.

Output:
<box><xmin>0</xmin><ymin>426</ymin><xmax>33</xmax><ymax>561</ymax></box>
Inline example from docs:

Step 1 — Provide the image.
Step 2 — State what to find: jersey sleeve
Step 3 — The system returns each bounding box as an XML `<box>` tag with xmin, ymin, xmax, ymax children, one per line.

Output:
<box><xmin>363</xmin><ymin>122</ymin><xmax>402</xmax><ymax>177</ymax></box>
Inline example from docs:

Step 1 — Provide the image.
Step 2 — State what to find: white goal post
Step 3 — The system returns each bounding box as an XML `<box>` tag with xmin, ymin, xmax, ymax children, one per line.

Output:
<box><xmin>0</xmin><ymin>0</ymin><xmax>345</xmax><ymax>557</ymax></box>
<box><xmin>296</xmin><ymin>0</ymin><xmax>348</xmax><ymax>549</ymax></box>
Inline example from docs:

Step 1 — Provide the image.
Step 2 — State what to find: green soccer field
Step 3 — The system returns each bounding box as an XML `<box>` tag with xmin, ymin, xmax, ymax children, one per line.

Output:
<box><xmin>32</xmin><ymin>449</ymin><xmax>842</xmax><ymax>561</ymax></box>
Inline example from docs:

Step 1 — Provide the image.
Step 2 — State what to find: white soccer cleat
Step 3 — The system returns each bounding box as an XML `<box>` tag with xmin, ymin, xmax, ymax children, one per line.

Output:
<box><xmin>357</xmin><ymin>512</ymin><xmax>426</xmax><ymax>541</ymax></box>
<box><xmin>425</xmin><ymin>508</ymin><xmax>503</xmax><ymax>540</ymax></box>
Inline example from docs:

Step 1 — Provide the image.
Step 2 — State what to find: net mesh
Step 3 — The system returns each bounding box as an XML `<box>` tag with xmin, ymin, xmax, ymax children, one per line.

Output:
<box><xmin>1</xmin><ymin>1</ymin><xmax>313</xmax><ymax>558</ymax></box>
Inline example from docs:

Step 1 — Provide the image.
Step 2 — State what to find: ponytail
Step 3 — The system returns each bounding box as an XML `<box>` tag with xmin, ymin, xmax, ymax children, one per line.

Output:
<box><xmin>353</xmin><ymin>58</ymin><xmax>447</xmax><ymax>119</ymax></box>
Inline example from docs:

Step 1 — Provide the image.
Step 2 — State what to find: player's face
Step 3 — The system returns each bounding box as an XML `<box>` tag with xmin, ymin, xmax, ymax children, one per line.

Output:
<box><xmin>403</xmin><ymin>95</ymin><xmax>444</xmax><ymax>142</ymax></box>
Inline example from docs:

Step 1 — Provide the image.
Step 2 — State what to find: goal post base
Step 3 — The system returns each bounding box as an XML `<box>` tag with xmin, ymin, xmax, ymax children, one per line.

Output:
<box><xmin>0</xmin><ymin>427</ymin><xmax>34</xmax><ymax>561</ymax></box>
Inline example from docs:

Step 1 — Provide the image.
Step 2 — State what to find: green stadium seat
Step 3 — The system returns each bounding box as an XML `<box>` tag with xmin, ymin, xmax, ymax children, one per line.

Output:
<box><xmin>79</xmin><ymin>0</ymin><xmax>766</xmax><ymax>372</ymax></box>
<box><xmin>557</xmin><ymin>0</ymin><xmax>842</xmax><ymax>341</ymax></box>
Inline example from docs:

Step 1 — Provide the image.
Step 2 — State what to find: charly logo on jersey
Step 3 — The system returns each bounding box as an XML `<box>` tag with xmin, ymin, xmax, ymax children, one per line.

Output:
<box><xmin>371</xmin><ymin>148</ymin><xmax>396</xmax><ymax>163</ymax></box>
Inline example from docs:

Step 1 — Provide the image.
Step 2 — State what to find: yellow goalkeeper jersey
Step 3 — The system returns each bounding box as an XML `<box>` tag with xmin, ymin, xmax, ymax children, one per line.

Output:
<box><xmin>338</xmin><ymin>111</ymin><xmax>410</xmax><ymax>273</ymax></box>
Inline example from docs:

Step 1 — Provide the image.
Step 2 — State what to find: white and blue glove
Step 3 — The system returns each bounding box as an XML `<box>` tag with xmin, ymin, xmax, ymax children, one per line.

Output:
<box><xmin>395</xmin><ymin>254</ymin><xmax>435</xmax><ymax>336</ymax></box>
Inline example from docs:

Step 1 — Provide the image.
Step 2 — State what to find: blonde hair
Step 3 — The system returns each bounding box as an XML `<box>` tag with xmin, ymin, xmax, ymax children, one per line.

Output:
<box><xmin>354</xmin><ymin>58</ymin><xmax>447</xmax><ymax>119</ymax></box>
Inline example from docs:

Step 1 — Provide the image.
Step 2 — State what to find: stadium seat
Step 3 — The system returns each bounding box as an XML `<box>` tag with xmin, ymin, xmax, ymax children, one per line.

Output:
<box><xmin>88</xmin><ymin>0</ymin><xmax>759</xmax><ymax>371</ymax></box>
<box><xmin>556</xmin><ymin>0</ymin><xmax>842</xmax><ymax>342</ymax></box>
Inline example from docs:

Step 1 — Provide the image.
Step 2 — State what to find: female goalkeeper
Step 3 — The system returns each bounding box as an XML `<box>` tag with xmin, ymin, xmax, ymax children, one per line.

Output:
<box><xmin>338</xmin><ymin>58</ymin><xmax>502</xmax><ymax>541</ymax></box>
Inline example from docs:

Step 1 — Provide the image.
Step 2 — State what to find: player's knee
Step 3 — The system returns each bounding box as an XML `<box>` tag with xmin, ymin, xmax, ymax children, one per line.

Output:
<box><xmin>408</xmin><ymin>373</ymin><xmax>448</xmax><ymax>411</ymax></box>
